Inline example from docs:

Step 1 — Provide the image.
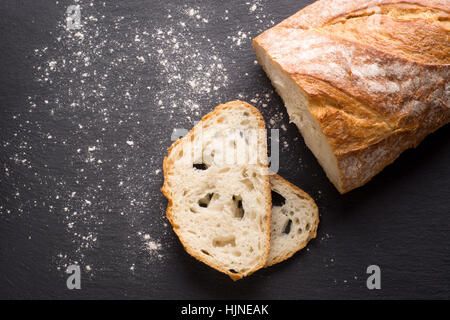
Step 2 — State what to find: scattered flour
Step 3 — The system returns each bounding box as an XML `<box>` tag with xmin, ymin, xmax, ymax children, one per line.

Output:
<box><xmin>228</xmin><ymin>1</ymin><xmax>276</xmax><ymax>48</ymax></box>
<box><xmin>1</xmin><ymin>0</ymin><xmax>292</xmax><ymax>277</ymax></box>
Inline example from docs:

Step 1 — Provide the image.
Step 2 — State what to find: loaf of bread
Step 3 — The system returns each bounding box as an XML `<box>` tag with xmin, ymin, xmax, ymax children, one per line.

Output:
<box><xmin>268</xmin><ymin>175</ymin><xmax>319</xmax><ymax>267</ymax></box>
<box><xmin>254</xmin><ymin>0</ymin><xmax>449</xmax><ymax>193</ymax></box>
<box><xmin>162</xmin><ymin>101</ymin><xmax>272</xmax><ymax>280</ymax></box>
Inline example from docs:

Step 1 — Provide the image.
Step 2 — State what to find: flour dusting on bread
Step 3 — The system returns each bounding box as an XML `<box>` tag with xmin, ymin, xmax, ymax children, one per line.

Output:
<box><xmin>254</xmin><ymin>0</ymin><xmax>450</xmax><ymax>193</ymax></box>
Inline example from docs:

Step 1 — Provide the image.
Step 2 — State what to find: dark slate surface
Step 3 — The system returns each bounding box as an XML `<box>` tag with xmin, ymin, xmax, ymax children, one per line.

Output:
<box><xmin>0</xmin><ymin>0</ymin><xmax>449</xmax><ymax>300</ymax></box>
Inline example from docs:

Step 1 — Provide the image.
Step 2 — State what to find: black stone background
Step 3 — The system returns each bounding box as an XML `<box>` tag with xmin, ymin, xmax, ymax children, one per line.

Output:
<box><xmin>0</xmin><ymin>0</ymin><xmax>449</xmax><ymax>299</ymax></box>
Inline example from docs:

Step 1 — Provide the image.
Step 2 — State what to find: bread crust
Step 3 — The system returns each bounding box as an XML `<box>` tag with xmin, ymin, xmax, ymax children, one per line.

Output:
<box><xmin>266</xmin><ymin>175</ymin><xmax>319</xmax><ymax>267</ymax></box>
<box><xmin>161</xmin><ymin>101</ymin><xmax>272</xmax><ymax>280</ymax></box>
<box><xmin>254</xmin><ymin>0</ymin><xmax>450</xmax><ymax>193</ymax></box>
<box><xmin>279</xmin><ymin>0</ymin><xmax>449</xmax><ymax>30</ymax></box>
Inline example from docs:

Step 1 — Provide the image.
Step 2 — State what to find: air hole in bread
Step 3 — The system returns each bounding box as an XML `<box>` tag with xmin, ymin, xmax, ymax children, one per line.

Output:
<box><xmin>189</xmin><ymin>207</ymin><xmax>198</xmax><ymax>214</ymax></box>
<box><xmin>271</xmin><ymin>190</ymin><xmax>286</xmax><ymax>207</ymax></box>
<box><xmin>233</xmin><ymin>250</ymin><xmax>241</xmax><ymax>257</ymax></box>
<box><xmin>296</xmin><ymin>193</ymin><xmax>306</xmax><ymax>200</ymax></box>
<box><xmin>193</xmin><ymin>163</ymin><xmax>208</xmax><ymax>170</ymax></box>
<box><xmin>219</xmin><ymin>167</ymin><xmax>231</xmax><ymax>174</ymax></box>
<box><xmin>198</xmin><ymin>193</ymin><xmax>214</xmax><ymax>208</ymax></box>
<box><xmin>243</xmin><ymin>112</ymin><xmax>249</xmax><ymax>117</ymax></box>
<box><xmin>229</xmin><ymin>269</ymin><xmax>238</xmax><ymax>274</ymax></box>
<box><xmin>213</xmin><ymin>236</ymin><xmax>236</xmax><ymax>247</ymax></box>
<box><xmin>232</xmin><ymin>195</ymin><xmax>244</xmax><ymax>219</ymax></box>
<box><xmin>241</xmin><ymin>179</ymin><xmax>254</xmax><ymax>191</ymax></box>
<box><xmin>306</xmin><ymin>223</ymin><xmax>311</xmax><ymax>231</ymax></box>
<box><xmin>283</xmin><ymin>219</ymin><xmax>292</xmax><ymax>235</ymax></box>
<box><xmin>259</xmin><ymin>216</ymin><xmax>265</xmax><ymax>231</ymax></box>
<box><xmin>201</xmin><ymin>249</ymin><xmax>210</xmax><ymax>256</ymax></box>
<box><xmin>298</xmin><ymin>228</ymin><xmax>303</xmax><ymax>234</ymax></box>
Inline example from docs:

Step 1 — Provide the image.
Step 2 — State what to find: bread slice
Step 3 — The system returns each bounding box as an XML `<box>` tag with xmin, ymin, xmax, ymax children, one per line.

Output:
<box><xmin>162</xmin><ymin>101</ymin><xmax>272</xmax><ymax>280</ymax></box>
<box><xmin>267</xmin><ymin>175</ymin><xmax>319</xmax><ymax>267</ymax></box>
<box><xmin>253</xmin><ymin>0</ymin><xmax>450</xmax><ymax>194</ymax></box>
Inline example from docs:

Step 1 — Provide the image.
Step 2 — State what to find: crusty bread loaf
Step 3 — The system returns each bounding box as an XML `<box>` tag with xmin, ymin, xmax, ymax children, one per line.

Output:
<box><xmin>267</xmin><ymin>175</ymin><xmax>319</xmax><ymax>267</ymax></box>
<box><xmin>162</xmin><ymin>101</ymin><xmax>272</xmax><ymax>280</ymax></box>
<box><xmin>254</xmin><ymin>0</ymin><xmax>450</xmax><ymax>194</ymax></box>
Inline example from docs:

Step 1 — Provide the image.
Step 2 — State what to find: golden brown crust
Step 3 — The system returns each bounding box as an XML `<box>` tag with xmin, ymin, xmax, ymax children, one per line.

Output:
<box><xmin>161</xmin><ymin>101</ymin><xmax>272</xmax><ymax>281</ymax></box>
<box><xmin>254</xmin><ymin>0</ymin><xmax>450</xmax><ymax>193</ymax></box>
<box><xmin>320</xmin><ymin>7</ymin><xmax>450</xmax><ymax>65</ymax></box>
<box><xmin>279</xmin><ymin>0</ymin><xmax>449</xmax><ymax>30</ymax></box>
<box><xmin>266</xmin><ymin>175</ymin><xmax>319</xmax><ymax>267</ymax></box>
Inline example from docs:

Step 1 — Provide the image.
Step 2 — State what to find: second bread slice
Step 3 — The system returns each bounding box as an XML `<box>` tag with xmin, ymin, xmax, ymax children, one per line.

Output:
<box><xmin>267</xmin><ymin>175</ymin><xmax>319</xmax><ymax>267</ymax></box>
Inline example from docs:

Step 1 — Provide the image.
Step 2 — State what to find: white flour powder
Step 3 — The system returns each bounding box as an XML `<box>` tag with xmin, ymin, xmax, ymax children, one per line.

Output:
<box><xmin>4</xmin><ymin>0</ymin><xmax>286</xmax><ymax>275</ymax></box>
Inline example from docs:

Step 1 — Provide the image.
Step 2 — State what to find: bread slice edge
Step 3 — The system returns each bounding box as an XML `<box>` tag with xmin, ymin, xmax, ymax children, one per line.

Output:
<box><xmin>161</xmin><ymin>101</ymin><xmax>272</xmax><ymax>281</ymax></box>
<box><xmin>266</xmin><ymin>174</ymin><xmax>319</xmax><ymax>267</ymax></box>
